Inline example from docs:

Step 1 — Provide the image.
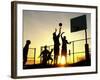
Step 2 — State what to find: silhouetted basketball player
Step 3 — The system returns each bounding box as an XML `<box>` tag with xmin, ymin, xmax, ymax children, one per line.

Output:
<box><xmin>40</xmin><ymin>45</ymin><xmax>49</xmax><ymax>65</ymax></box>
<box><xmin>53</xmin><ymin>26</ymin><xmax>61</xmax><ymax>65</ymax></box>
<box><xmin>61</xmin><ymin>32</ymin><xmax>71</xmax><ymax>64</ymax></box>
<box><xmin>23</xmin><ymin>40</ymin><xmax>31</xmax><ymax>65</ymax></box>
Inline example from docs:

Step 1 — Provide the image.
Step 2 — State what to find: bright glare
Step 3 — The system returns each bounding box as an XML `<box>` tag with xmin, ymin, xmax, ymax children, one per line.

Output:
<box><xmin>60</xmin><ymin>56</ymin><xmax>66</xmax><ymax>65</ymax></box>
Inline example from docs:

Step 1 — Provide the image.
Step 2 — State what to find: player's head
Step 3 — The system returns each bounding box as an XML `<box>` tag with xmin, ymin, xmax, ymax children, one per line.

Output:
<box><xmin>44</xmin><ymin>45</ymin><xmax>47</xmax><ymax>50</ymax></box>
<box><xmin>26</xmin><ymin>40</ymin><xmax>31</xmax><ymax>44</ymax></box>
<box><xmin>64</xmin><ymin>36</ymin><xmax>66</xmax><ymax>40</ymax></box>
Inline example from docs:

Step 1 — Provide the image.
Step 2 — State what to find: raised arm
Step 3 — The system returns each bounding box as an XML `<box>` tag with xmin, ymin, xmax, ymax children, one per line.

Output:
<box><xmin>40</xmin><ymin>52</ymin><xmax>43</xmax><ymax>57</ymax></box>
<box><xmin>67</xmin><ymin>40</ymin><xmax>71</xmax><ymax>44</ymax></box>
<box><xmin>58</xmin><ymin>26</ymin><xmax>62</xmax><ymax>36</ymax></box>
<box><xmin>61</xmin><ymin>32</ymin><xmax>64</xmax><ymax>39</ymax></box>
<box><xmin>50</xmin><ymin>49</ymin><xmax>53</xmax><ymax>53</ymax></box>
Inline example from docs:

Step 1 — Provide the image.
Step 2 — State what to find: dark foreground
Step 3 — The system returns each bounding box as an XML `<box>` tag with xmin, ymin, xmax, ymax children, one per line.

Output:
<box><xmin>23</xmin><ymin>59</ymin><xmax>91</xmax><ymax>69</ymax></box>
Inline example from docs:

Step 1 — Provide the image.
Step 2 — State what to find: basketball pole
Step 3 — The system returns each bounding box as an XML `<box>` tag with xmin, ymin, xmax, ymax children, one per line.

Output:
<box><xmin>85</xmin><ymin>28</ymin><xmax>90</xmax><ymax>62</ymax></box>
<box><xmin>34</xmin><ymin>48</ymin><xmax>36</xmax><ymax>64</ymax></box>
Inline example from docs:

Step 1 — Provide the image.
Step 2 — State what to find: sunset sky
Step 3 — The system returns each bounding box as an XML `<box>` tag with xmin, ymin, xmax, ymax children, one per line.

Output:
<box><xmin>23</xmin><ymin>10</ymin><xmax>91</xmax><ymax>64</ymax></box>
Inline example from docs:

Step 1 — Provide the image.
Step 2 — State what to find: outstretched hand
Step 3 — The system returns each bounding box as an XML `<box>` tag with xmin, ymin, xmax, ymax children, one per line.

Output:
<box><xmin>69</xmin><ymin>42</ymin><xmax>71</xmax><ymax>44</ymax></box>
<box><xmin>61</xmin><ymin>32</ymin><xmax>65</xmax><ymax>35</ymax></box>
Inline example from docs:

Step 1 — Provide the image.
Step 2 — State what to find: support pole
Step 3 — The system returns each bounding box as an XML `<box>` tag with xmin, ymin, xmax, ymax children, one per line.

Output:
<box><xmin>85</xmin><ymin>29</ymin><xmax>87</xmax><ymax>44</ymax></box>
<box><xmin>85</xmin><ymin>29</ymin><xmax>90</xmax><ymax>65</ymax></box>
<box><xmin>72</xmin><ymin>41</ymin><xmax>74</xmax><ymax>63</ymax></box>
<box><xmin>40</xmin><ymin>47</ymin><xmax>42</xmax><ymax>64</ymax></box>
<box><xmin>34</xmin><ymin>48</ymin><xmax>36</xmax><ymax>64</ymax></box>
